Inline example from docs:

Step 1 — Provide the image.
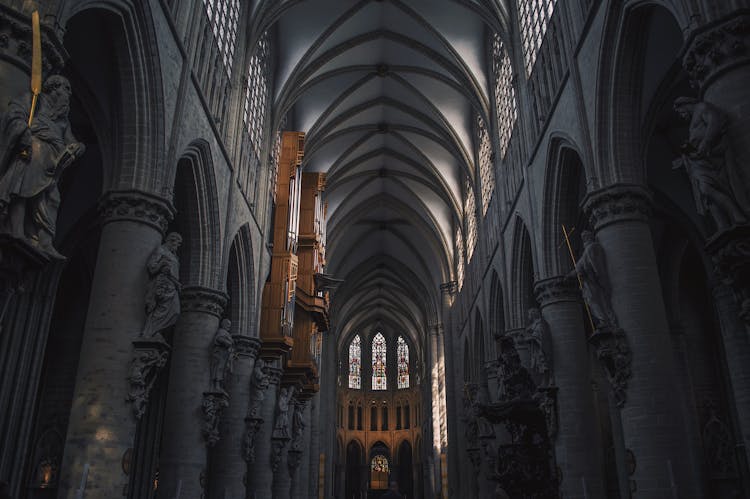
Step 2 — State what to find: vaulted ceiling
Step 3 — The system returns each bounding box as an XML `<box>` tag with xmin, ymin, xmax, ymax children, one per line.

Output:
<box><xmin>263</xmin><ymin>0</ymin><xmax>511</xmax><ymax>355</ymax></box>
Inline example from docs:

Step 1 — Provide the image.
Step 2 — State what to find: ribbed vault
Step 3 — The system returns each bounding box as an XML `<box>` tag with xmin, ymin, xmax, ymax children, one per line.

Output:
<box><xmin>265</xmin><ymin>0</ymin><xmax>510</xmax><ymax>355</ymax></box>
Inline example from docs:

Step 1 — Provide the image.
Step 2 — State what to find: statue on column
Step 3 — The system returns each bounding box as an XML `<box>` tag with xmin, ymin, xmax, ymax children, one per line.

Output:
<box><xmin>274</xmin><ymin>385</ymin><xmax>295</xmax><ymax>439</ymax></box>
<box><xmin>673</xmin><ymin>96</ymin><xmax>748</xmax><ymax>231</ymax></box>
<box><xmin>524</xmin><ymin>307</ymin><xmax>553</xmax><ymax>387</ymax></box>
<box><xmin>570</xmin><ymin>230</ymin><xmax>618</xmax><ymax>330</ymax></box>
<box><xmin>141</xmin><ymin>232</ymin><xmax>182</xmax><ymax>342</ymax></box>
<box><xmin>463</xmin><ymin>383</ymin><xmax>479</xmax><ymax>449</ymax></box>
<box><xmin>247</xmin><ymin>359</ymin><xmax>269</xmax><ymax>418</ymax></box>
<box><xmin>209</xmin><ymin>318</ymin><xmax>234</xmax><ymax>393</ymax></box>
<box><xmin>0</xmin><ymin>75</ymin><xmax>85</xmax><ymax>259</ymax></box>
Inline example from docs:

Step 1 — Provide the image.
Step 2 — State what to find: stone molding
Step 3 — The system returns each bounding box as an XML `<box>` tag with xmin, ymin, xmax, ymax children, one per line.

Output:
<box><xmin>179</xmin><ymin>286</ymin><xmax>228</xmax><ymax>318</ymax></box>
<box><xmin>0</xmin><ymin>5</ymin><xmax>67</xmax><ymax>77</ymax></box>
<box><xmin>583</xmin><ymin>184</ymin><xmax>652</xmax><ymax>231</ymax></box>
<box><xmin>233</xmin><ymin>335</ymin><xmax>262</xmax><ymax>359</ymax></box>
<box><xmin>533</xmin><ymin>276</ymin><xmax>580</xmax><ymax>307</ymax></box>
<box><xmin>98</xmin><ymin>190</ymin><xmax>175</xmax><ymax>234</ymax></box>
<box><xmin>683</xmin><ymin>13</ymin><xmax>750</xmax><ymax>92</ymax></box>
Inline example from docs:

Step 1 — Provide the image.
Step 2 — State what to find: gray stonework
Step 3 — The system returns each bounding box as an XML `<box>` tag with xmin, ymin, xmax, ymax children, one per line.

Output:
<box><xmin>1</xmin><ymin>2</ymin><xmax>749</xmax><ymax>499</ymax></box>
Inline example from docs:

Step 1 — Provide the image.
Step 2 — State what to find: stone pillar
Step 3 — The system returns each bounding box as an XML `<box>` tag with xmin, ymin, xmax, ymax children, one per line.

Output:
<box><xmin>58</xmin><ymin>191</ymin><xmax>174</xmax><ymax>498</ymax></box>
<box><xmin>534</xmin><ymin>276</ymin><xmax>605</xmax><ymax>498</ymax></box>
<box><xmin>247</xmin><ymin>363</ymin><xmax>282</xmax><ymax>499</ymax></box>
<box><xmin>209</xmin><ymin>335</ymin><xmax>262</xmax><ymax>497</ymax></box>
<box><xmin>583</xmin><ymin>184</ymin><xmax>700</xmax><ymax>498</ymax></box>
<box><xmin>307</xmin><ymin>392</ymin><xmax>321</xmax><ymax>499</ymax></box>
<box><xmin>712</xmin><ymin>283</ymin><xmax>750</xmax><ymax>469</ymax></box>
<box><xmin>157</xmin><ymin>287</ymin><xmax>227</xmax><ymax>498</ymax></box>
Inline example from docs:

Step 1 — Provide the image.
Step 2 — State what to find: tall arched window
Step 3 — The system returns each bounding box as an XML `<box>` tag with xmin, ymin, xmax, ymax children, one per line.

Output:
<box><xmin>202</xmin><ymin>0</ymin><xmax>240</xmax><ymax>74</ymax></box>
<box><xmin>243</xmin><ymin>31</ymin><xmax>270</xmax><ymax>159</ymax></box>
<box><xmin>464</xmin><ymin>178</ymin><xmax>477</xmax><ymax>262</ymax></box>
<box><xmin>476</xmin><ymin>115</ymin><xmax>495</xmax><ymax>215</ymax></box>
<box><xmin>372</xmin><ymin>332</ymin><xmax>387</xmax><ymax>390</ymax></box>
<box><xmin>492</xmin><ymin>33</ymin><xmax>517</xmax><ymax>158</ymax></box>
<box><xmin>397</xmin><ymin>336</ymin><xmax>410</xmax><ymax>389</ymax></box>
<box><xmin>348</xmin><ymin>335</ymin><xmax>361</xmax><ymax>389</ymax></box>
<box><xmin>518</xmin><ymin>0</ymin><xmax>559</xmax><ymax>75</ymax></box>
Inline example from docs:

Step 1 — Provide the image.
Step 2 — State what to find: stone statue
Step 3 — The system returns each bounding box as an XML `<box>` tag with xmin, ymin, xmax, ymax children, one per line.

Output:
<box><xmin>0</xmin><ymin>75</ymin><xmax>85</xmax><ymax>258</ymax></box>
<box><xmin>248</xmin><ymin>359</ymin><xmax>269</xmax><ymax>419</ymax></box>
<box><xmin>291</xmin><ymin>401</ymin><xmax>306</xmax><ymax>451</ymax></box>
<box><xmin>570</xmin><ymin>230</ymin><xmax>618</xmax><ymax>330</ymax></box>
<box><xmin>673</xmin><ymin>97</ymin><xmax>747</xmax><ymax>231</ymax></box>
<box><xmin>126</xmin><ymin>346</ymin><xmax>169</xmax><ymax>419</ymax></box>
<box><xmin>525</xmin><ymin>307</ymin><xmax>552</xmax><ymax>386</ymax></box>
<box><xmin>475</xmin><ymin>383</ymin><xmax>495</xmax><ymax>439</ymax></box>
<box><xmin>702</xmin><ymin>403</ymin><xmax>735</xmax><ymax>474</ymax></box>
<box><xmin>201</xmin><ymin>392</ymin><xmax>229</xmax><ymax>447</ymax></box>
<box><xmin>274</xmin><ymin>385</ymin><xmax>295</xmax><ymax>439</ymax></box>
<box><xmin>141</xmin><ymin>232</ymin><xmax>182</xmax><ymax>341</ymax></box>
<box><xmin>496</xmin><ymin>336</ymin><xmax>535</xmax><ymax>402</ymax></box>
<box><xmin>209</xmin><ymin>318</ymin><xmax>234</xmax><ymax>393</ymax></box>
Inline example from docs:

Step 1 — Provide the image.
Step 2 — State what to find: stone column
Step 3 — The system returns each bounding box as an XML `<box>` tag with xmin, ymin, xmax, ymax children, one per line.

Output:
<box><xmin>307</xmin><ymin>392</ymin><xmax>321</xmax><ymax>499</ymax></box>
<box><xmin>247</xmin><ymin>363</ymin><xmax>282</xmax><ymax>499</ymax></box>
<box><xmin>290</xmin><ymin>398</ymin><xmax>311</xmax><ymax>499</ymax></box>
<box><xmin>583</xmin><ymin>184</ymin><xmax>700</xmax><ymax>498</ymax></box>
<box><xmin>534</xmin><ymin>276</ymin><xmax>605</xmax><ymax>498</ymax></box>
<box><xmin>209</xmin><ymin>335</ymin><xmax>262</xmax><ymax>497</ymax></box>
<box><xmin>157</xmin><ymin>287</ymin><xmax>227</xmax><ymax>498</ymax></box>
<box><xmin>58</xmin><ymin>190</ymin><xmax>174</xmax><ymax>498</ymax></box>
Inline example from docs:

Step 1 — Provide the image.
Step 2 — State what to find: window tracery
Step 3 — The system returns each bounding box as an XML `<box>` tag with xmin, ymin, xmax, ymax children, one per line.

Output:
<box><xmin>243</xmin><ymin>31</ymin><xmax>270</xmax><ymax>159</ymax></box>
<box><xmin>202</xmin><ymin>0</ymin><xmax>240</xmax><ymax>74</ymax></box>
<box><xmin>372</xmin><ymin>332</ymin><xmax>387</xmax><ymax>390</ymax></box>
<box><xmin>492</xmin><ymin>34</ymin><xmax>518</xmax><ymax>158</ymax></box>
<box><xmin>518</xmin><ymin>0</ymin><xmax>558</xmax><ymax>75</ymax></box>
<box><xmin>465</xmin><ymin>179</ymin><xmax>478</xmax><ymax>262</ymax></box>
<box><xmin>477</xmin><ymin>115</ymin><xmax>495</xmax><ymax>215</ymax></box>
<box><xmin>456</xmin><ymin>226</ymin><xmax>465</xmax><ymax>291</ymax></box>
<box><xmin>348</xmin><ymin>334</ymin><xmax>361</xmax><ymax>389</ymax></box>
<box><xmin>397</xmin><ymin>336</ymin><xmax>410</xmax><ymax>389</ymax></box>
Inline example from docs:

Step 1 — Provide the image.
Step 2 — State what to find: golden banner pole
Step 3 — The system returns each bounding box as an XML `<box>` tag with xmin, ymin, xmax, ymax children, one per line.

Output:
<box><xmin>28</xmin><ymin>10</ymin><xmax>42</xmax><ymax>127</ymax></box>
<box><xmin>562</xmin><ymin>224</ymin><xmax>597</xmax><ymax>334</ymax></box>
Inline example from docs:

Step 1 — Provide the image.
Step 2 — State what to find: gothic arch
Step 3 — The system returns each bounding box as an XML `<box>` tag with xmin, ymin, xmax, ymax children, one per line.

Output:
<box><xmin>225</xmin><ymin>224</ymin><xmax>256</xmax><ymax>336</ymax></box>
<box><xmin>509</xmin><ymin>216</ymin><xmax>536</xmax><ymax>328</ymax></box>
<box><xmin>60</xmin><ymin>2</ymin><xmax>167</xmax><ymax>192</ymax></box>
<box><xmin>540</xmin><ymin>138</ymin><xmax>587</xmax><ymax>277</ymax></box>
<box><xmin>171</xmin><ymin>140</ymin><xmax>222</xmax><ymax>289</ymax></box>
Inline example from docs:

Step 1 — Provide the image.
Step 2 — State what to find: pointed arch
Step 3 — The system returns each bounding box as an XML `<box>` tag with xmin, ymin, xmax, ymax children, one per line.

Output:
<box><xmin>371</xmin><ymin>332</ymin><xmax>387</xmax><ymax>390</ymax></box>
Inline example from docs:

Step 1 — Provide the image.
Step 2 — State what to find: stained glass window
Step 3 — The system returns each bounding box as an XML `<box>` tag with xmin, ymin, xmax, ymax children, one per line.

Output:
<box><xmin>492</xmin><ymin>34</ymin><xmax>518</xmax><ymax>158</ymax></box>
<box><xmin>348</xmin><ymin>335</ymin><xmax>361</xmax><ymax>389</ymax></box>
<box><xmin>397</xmin><ymin>336</ymin><xmax>409</xmax><ymax>389</ymax></box>
<box><xmin>465</xmin><ymin>179</ymin><xmax>477</xmax><ymax>262</ymax></box>
<box><xmin>372</xmin><ymin>332</ymin><xmax>387</xmax><ymax>390</ymax></box>
<box><xmin>518</xmin><ymin>0</ymin><xmax>558</xmax><ymax>75</ymax></box>
<box><xmin>243</xmin><ymin>31</ymin><xmax>270</xmax><ymax>159</ymax></box>
<box><xmin>371</xmin><ymin>455</ymin><xmax>389</xmax><ymax>473</ymax></box>
<box><xmin>477</xmin><ymin>115</ymin><xmax>494</xmax><ymax>215</ymax></box>
<box><xmin>202</xmin><ymin>0</ymin><xmax>240</xmax><ymax>74</ymax></box>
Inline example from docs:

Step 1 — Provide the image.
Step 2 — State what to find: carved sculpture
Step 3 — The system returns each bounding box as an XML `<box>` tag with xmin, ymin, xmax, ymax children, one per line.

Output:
<box><xmin>209</xmin><ymin>318</ymin><xmax>234</xmax><ymax>393</ymax></box>
<box><xmin>142</xmin><ymin>232</ymin><xmax>182</xmax><ymax>341</ymax></box>
<box><xmin>242</xmin><ymin>418</ymin><xmax>263</xmax><ymax>463</ymax></box>
<box><xmin>496</xmin><ymin>336</ymin><xmax>535</xmax><ymax>402</ymax></box>
<box><xmin>126</xmin><ymin>344</ymin><xmax>169</xmax><ymax>419</ymax></box>
<box><xmin>673</xmin><ymin>97</ymin><xmax>747</xmax><ymax>231</ymax></box>
<box><xmin>201</xmin><ymin>392</ymin><xmax>229</xmax><ymax>447</ymax></box>
<box><xmin>0</xmin><ymin>75</ymin><xmax>85</xmax><ymax>259</ymax></box>
<box><xmin>274</xmin><ymin>386</ymin><xmax>295</xmax><ymax>439</ymax></box>
<box><xmin>702</xmin><ymin>402</ymin><xmax>736</xmax><ymax>475</ymax></box>
<box><xmin>248</xmin><ymin>359</ymin><xmax>270</xmax><ymax>418</ymax></box>
<box><xmin>591</xmin><ymin>329</ymin><xmax>632</xmax><ymax>408</ymax></box>
<box><xmin>571</xmin><ymin>230</ymin><xmax>618</xmax><ymax>330</ymax></box>
<box><xmin>288</xmin><ymin>401</ymin><xmax>307</xmax><ymax>476</ymax></box>
<box><xmin>524</xmin><ymin>307</ymin><xmax>553</xmax><ymax>387</ymax></box>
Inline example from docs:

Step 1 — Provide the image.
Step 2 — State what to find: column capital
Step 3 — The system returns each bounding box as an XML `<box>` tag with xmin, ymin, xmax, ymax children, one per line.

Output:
<box><xmin>683</xmin><ymin>13</ymin><xmax>750</xmax><ymax>92</ymax></box>
<box><xmin>180</xmin><ymin>286</ymin><xmax>228</xmax><ymax>317</ymax></box>
<box><xmin>234</xmin><ymin>335</ymin><xmax>262</xmax><ymax>359</ymax></box>
<box><xmin>534</xmin><ymin>276</ymin><xmax>580</xmax><ymax>307</ymax></box>
<box><xmin>98</xmin><ymin>189</ymin><xmax>175</xmax><ymax>234</ymax></box>
<box><xmin>583</xmin><ymin>183</ymin><xmax>652</xmax><ymax>231</ymax></box>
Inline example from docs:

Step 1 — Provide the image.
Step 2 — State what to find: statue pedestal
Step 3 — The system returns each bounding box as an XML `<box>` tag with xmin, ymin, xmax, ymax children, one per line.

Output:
<box><xmin>705</xmin><ymin>224</ymin><xmax>750</xmax><ymax>326</ymax></box>
<box><xmin>126</xmin><ymin>339</ymin><xmax>171</xmax><ymax>420</ymax></box>
<box><xmin>202</xmin><ymin>390</ymin><xmax>229</xmax><ymax>447</ymax></box>
<box><xmin>0</xmin><ymin>235</ymin><xmax>50</xmax><ymax>332</ymax></box>
<box><xmin>589</xmin><ymin>325</ymin><xmax>631</xmax><ymax>408</ymax></box>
